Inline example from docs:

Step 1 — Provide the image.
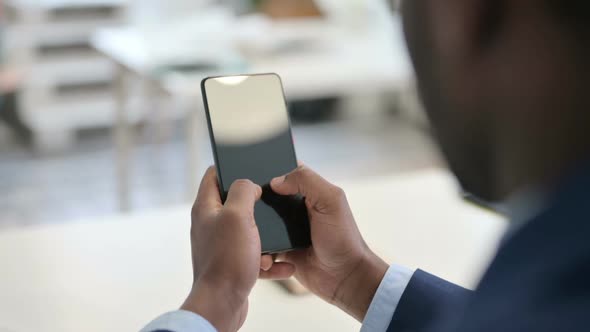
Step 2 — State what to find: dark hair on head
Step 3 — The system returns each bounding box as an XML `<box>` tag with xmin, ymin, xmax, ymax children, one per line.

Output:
<box><xmin>547</xmin><ymin>1</ymin><xmax>590</xmax><ymax>33</ymax></box>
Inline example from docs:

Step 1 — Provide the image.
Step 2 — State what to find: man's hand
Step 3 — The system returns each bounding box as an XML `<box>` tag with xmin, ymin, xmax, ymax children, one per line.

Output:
<box><xmin>260</xmin><ymin>165</ymin><xmax>389</xmax><ymax>322</ymax></box>
<box><xmin>181</xmin><ymin>167</ymin><xmax>294</xmax><ymax>332</ymax></box>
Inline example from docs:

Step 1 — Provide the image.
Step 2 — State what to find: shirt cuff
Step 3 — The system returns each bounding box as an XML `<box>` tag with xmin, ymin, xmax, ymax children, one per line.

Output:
<box><xmin>361</xmin><ymin>264</ymin><xmax>415</xmax><ymax>332</ymax></box>
<box><xmin>140</xmin><ymin>310</ymin><xmax>217</xmax><ymax>332</ymax></box>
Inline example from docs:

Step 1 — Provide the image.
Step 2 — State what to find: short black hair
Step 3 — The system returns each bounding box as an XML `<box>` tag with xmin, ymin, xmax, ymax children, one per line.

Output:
<box><xmin>547</xmin><ymin>1</ymin><xmax>590</xmax><ymax>33</ymax></box>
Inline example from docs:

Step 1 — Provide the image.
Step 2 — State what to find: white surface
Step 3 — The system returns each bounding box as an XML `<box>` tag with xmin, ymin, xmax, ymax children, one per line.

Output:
<box><xmin>127</xmin><ymin>0</ymin><xmax>220</xmax><ymax>26</ymax></box>
<box><xmin>91</xmin><ymin>14</ymin><xmax>413</xmax><ymax>100</ymax></box>
<box><xmin>315</xmin><ymin>0</ymin><xmax>394</xmax><ymax>26</ymax></box>
<box><xmin>6</xmin><ymin>0</ymin><xmax>126</xmax><ymax>10</ymax></box>
<box><xmin>0</xmin><ymin>169</ymin><xmax>507</xmax><ymax>332</ymax></box>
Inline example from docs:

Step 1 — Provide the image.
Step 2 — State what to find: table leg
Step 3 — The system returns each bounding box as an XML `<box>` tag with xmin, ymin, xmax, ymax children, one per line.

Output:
<box><xmin>114</xmin><ymin>64</ymin><xmax>131</xmax><ymax>212</ymax></box>
<box><xmin>142</xmin><ymin>79</ymin><xmax>169</xmax><ymax>144</ymax></box>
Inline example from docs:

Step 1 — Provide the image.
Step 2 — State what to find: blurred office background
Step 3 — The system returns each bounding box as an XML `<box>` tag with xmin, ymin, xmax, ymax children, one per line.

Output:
<box><xmin>0</xmin><ymin>2</ymin><xmax>511</xmax><ymax>332</ymax></box>
<box><xmin>0</xmin><ymin>0</ymin><xmax>440</xmax><ymax>227</ymax></box>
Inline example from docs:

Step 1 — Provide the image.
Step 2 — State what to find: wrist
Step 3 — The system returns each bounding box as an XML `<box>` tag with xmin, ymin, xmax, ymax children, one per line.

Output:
<box><xmin>181</xmin><ymin>280</ymin><xmax>247</xmax><ymax>332</ymax></box>
<box><xmin>334</xmin><ymin>249</ymin><xmax>389</xmax><ymax>322</ymax></box>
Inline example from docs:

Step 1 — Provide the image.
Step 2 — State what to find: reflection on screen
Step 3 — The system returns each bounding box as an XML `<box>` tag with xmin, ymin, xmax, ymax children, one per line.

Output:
<box><xmin>204</xmin><ymin>74</ymin><xmax>310</xmax><ymax>252</ymax></box>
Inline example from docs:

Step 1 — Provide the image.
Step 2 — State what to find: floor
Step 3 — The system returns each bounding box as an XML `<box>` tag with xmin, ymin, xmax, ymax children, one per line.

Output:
<box><xmin>0</xmin><ymin>106</ymin><xmax>443</xmax><ymax>229</ymax></box>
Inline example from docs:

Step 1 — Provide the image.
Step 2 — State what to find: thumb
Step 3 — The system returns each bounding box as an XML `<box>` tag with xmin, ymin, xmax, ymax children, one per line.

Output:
<box><xmin>270</xmin><ymin>165</ymin><xmax>346</xmax><ymax>213</ymax></box>
<box><xmin>224</xmin><ymin>179</ymin><xmax>262</xmax><ymax>224</ymax></box>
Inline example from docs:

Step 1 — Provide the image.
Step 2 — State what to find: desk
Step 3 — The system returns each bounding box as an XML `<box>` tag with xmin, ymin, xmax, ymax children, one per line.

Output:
<box><xmin>0</xmin><ymin>169</ymin><xmax>506</xmax><ymax>332</ymax></box>
<box><xmin>90</xmin><ymin>15</ymin><xmax>414</xmax><ymax>211</ymax></box>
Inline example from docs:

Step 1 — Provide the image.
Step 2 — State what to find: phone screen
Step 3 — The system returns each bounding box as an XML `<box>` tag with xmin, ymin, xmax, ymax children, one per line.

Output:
<box><xmin>202</xmin><ymin>74</ymin><xmax>311</xmax><ymax>253</ymax></box>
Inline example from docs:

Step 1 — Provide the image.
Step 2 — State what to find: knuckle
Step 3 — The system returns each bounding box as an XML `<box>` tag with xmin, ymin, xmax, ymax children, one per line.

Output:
<box><xmin>290</xmin><ymin>165</ymin><xmax>310</xmax><ymax>183</ymax></box>
<box><xmin>222</xmin><ymin>207</ymin><xmax>245</xmax><ymax>221</ymax></box>
<box><xmin>296</xmin><ymin>165</ymin><xmax>310</xmax><ymax>176</ymax></box>
<box><xmin>295</xmin><ymin>164</ymin><xmax>307</xmax><ymax>172</ymax></box>
<box><xmin>329</xmin><ymin>185</ymin><xmax>346</xmax><ymax>200</ymax></box>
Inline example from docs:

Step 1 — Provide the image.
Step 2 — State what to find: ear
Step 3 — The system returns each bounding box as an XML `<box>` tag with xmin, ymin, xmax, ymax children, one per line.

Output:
<box><xmin>430</xmin><ymin>0</ymin><xmax>505</xmax><ymax>61</ymax></box>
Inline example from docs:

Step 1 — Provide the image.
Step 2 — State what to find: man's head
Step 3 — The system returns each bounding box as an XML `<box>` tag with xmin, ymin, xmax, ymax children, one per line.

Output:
<box><xmin>401</xmin><ymin>0</ymin><xmax>590</xmax><ymax>201</ymax></box>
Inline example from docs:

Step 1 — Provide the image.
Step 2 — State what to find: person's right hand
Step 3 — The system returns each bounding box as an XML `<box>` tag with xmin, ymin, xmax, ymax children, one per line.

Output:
<box><xmin>260</xmin><ymin>165</ymin><xmax>389</xmax><ymax>321</ymax></box>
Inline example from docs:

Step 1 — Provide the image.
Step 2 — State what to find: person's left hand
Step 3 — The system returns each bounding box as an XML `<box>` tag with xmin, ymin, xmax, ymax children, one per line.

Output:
<box><xmin>180</xmin><ymin>167</ymin><xmax>293</xmax><ymax>332</ymax></box>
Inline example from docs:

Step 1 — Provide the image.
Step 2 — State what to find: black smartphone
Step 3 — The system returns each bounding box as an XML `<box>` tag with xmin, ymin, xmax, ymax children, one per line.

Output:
<box><xmin>201</xmin><ymin>73</ymin><xmax>311</xmax><ymax>254</ymax></box>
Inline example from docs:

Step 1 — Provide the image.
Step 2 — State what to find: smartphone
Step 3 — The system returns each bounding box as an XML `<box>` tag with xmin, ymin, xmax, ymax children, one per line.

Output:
<box><xmin>201</xmin><ymin>73</ymin><xmax>311</xmax><ymax>254</ymax></box>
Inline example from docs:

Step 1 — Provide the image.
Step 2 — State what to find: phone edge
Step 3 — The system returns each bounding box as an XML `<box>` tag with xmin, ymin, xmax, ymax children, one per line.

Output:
<box><xmin>201</xmin><ymin>77</ymin><xmax>227</xmax><ymax>202</ymax></box>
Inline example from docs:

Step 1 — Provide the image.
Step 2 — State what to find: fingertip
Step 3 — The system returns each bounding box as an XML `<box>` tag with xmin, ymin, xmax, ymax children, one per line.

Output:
<box><xmin>204</xmin><ymin>166</ymin><xmax>217</xmax><ymax>179</ymax></box>
<box><xmin>259</xmin><ymin>262</ymin><xmax>296</xmax><ymax>280</ymax></box>
<box><xmin>260</xmin><ymin>255</ymin><xmax>273</xmax><ymax>271</ymax></box>
<box><xmin>226</xmin><ymin>179</ymin><xmax>262</xmax><ymax>207</ymax></box>
<box><xmin>194</xmin><ymin>166</ymin><xmax>222</xmax><ymax>210</ymax></box>
<box><xmin>270</xmin><ymin>176</ymin><xmax>285</xmax><ymax>188</ymax></box>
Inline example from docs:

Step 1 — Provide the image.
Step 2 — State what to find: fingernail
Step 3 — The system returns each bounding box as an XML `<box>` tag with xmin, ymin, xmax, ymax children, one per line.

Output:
<box><xmin>271</xmin><ymin>176</ymin><xmax>285</xmax><ymax>186</ymax></box>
